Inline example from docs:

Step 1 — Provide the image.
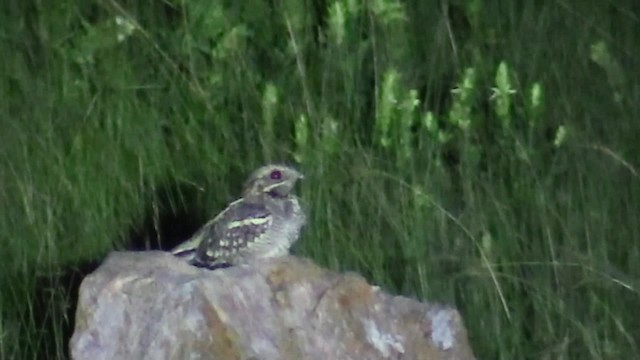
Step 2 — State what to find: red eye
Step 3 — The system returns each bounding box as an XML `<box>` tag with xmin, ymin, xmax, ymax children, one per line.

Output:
<box><xmin>270</xmin><ymin>170</ymin><xmax>282</xmax><ymax>180</ymax></box>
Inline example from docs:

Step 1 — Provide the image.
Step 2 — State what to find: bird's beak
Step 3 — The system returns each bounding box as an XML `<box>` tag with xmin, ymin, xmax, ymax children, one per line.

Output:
<box><xmin>293</xmin><ymin>169</ymin><xmax>304</xmax><ymax>180</ymax></box>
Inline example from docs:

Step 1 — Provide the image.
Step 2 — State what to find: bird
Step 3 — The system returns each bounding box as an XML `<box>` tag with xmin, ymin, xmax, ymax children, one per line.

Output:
<box><xmin>170</xmin><ymin>164</ymin><xmax>306</xmax><ymax>269</ymax></box>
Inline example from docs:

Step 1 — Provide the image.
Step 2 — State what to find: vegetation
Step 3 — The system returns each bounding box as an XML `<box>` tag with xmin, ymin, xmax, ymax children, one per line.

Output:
<box><xmin>1</xmin><ymin>0</ymin><xmax>638</xmax><ymax>358</ymax></box>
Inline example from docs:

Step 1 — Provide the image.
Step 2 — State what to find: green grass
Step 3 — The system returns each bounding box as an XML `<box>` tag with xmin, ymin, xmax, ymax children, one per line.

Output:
<box><xmin>1</xmin><ymin>0</ymin><xmax>639</xmax><ymax>358</ymax></box>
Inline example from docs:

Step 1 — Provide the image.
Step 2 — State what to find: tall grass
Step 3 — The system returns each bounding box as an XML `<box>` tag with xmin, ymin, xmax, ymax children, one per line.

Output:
<box><xmin>1</xmin><ymin>0</ymin><xmax>639</xmax><ymax>358</ymax></box>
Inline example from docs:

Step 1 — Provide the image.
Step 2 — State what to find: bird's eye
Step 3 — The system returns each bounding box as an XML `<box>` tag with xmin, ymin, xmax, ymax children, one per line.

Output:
<box><xmin>270</xmin><ymin>170</ymin><xmax>282</xmax><ymax>180</ymax></box>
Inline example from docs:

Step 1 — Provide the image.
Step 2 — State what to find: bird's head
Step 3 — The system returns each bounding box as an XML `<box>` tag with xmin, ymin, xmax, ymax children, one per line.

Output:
<box><xmin>242</xmin><ymin>164</ymin><xmax>304</xmax><ymax>199</ymax></box>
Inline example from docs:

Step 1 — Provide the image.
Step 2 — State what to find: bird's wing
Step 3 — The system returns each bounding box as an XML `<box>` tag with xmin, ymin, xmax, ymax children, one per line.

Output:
<box><xmin>191</xmin><ymin>199</ymin><xmax>273</xmax><ymax>265</ymax></box>
<box><xmin>169</xmin><ymin>199</ymin><xmax>267</xmax><ymax>260</ymax></box>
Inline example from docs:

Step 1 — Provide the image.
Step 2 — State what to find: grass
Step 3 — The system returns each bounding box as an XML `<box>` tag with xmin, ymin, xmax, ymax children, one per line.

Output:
<box><xmin>1</xmin><ymin>0</ymin><xmax>639</xmax><ymax>359</ymax></box>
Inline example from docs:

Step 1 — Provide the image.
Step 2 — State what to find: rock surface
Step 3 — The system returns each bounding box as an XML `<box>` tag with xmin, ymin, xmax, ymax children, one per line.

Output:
<box><xmin>70</xmin><ymin>251</ymin><xmax>475</xmax><ymax>360</ymax></box>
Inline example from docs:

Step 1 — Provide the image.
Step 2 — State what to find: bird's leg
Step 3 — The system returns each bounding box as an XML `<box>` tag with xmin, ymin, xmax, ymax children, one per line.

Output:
<box><xmin>189</xmin><ymin>257</ymin><xmax>233</xmax><ymax>271</ymax></box>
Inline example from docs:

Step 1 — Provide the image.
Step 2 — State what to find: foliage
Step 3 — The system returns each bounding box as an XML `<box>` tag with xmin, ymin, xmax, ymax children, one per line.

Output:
<box><xmin>1</xmin><ymin>0</ymin><xmax>639</xmax><ymax>358</ymax></box>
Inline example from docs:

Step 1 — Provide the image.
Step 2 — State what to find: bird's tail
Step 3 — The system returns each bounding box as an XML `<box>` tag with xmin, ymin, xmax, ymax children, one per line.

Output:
<box><xmin>170</xmin><ymin>237</ymin><xmax>200</xmax><ymax>263</ymax></box>
<box><xmin>170</xmin><ymin>234</ymin><xmax>231</xmax><ymax>270</ymax></box>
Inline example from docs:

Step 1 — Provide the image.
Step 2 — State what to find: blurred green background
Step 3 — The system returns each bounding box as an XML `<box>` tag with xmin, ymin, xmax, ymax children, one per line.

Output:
<box><xmin>1</xmin><ymin>0</ymin><xmax>639</xmax><ymax>358</ymax></box>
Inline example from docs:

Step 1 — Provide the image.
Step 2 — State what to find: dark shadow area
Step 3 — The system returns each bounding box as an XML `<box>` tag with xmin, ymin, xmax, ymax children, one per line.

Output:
<box><xmin>127</xmin><ymin>182</ymin><xmax>209</xmax><ymax>252</ymax></box>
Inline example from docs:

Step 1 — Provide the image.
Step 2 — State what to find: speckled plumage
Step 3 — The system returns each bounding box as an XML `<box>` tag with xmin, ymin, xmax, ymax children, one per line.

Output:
<box><xmin>170</xmin><ymin>164</ymin><xmax>306</xmax><ymax>268</ymax></box>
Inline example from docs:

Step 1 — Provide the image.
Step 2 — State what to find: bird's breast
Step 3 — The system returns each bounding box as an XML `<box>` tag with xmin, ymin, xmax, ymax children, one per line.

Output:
<box><xmin>233</xmin><ymin>196</ymin><xmax>306</xmax><ymax>261</ymax></box>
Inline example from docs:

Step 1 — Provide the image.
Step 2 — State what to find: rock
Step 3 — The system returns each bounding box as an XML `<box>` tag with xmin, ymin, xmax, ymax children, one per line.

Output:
<box><xmin>70</xmin><ymin>251</ymin><xmax>476</xmax><ymax>360</ymax></box>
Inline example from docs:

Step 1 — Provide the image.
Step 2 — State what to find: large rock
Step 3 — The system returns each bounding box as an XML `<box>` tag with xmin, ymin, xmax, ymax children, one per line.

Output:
<box><xmin>70</xmin><ymin>251</ymin><xmax>475</xmax><ymax>360</ymax></box>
